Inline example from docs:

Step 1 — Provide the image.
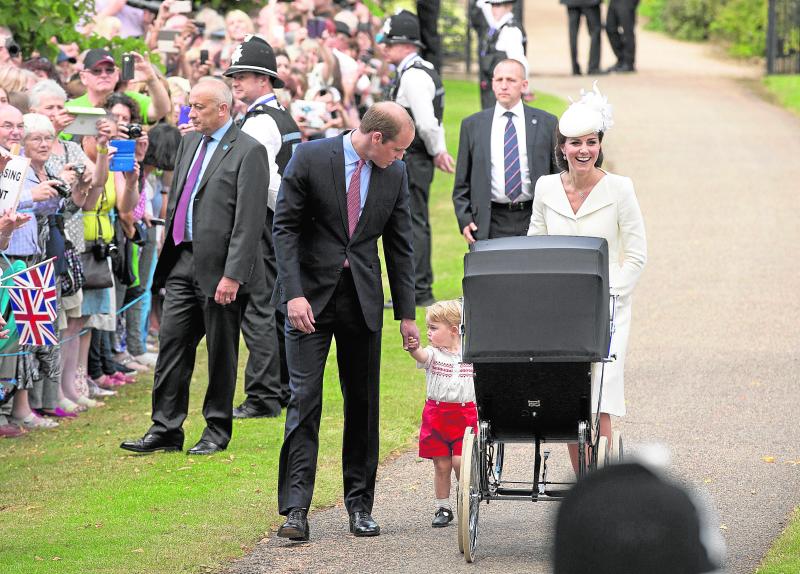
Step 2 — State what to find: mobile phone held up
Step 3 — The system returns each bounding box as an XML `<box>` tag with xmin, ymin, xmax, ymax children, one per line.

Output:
<box><xmin>199</xmin><ymin>49</ymin><xmax>209</xmax><ymax>65</ymax></box>
<box><xmin>121</xmin><ymin>54</ymin><xmax>135</xmax><ymax>81</ymax></box>
<box><xmin>109</xmin><ymin>139</ymin><xmax>136</xmax><ymax>172</ymax></box>
<box><xmin>178</xmin><ymin>105</ymin><xmax>191</xmax><ymax>126</ymax></box>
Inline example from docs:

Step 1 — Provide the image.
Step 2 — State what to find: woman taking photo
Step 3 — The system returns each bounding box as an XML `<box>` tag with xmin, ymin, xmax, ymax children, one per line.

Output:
<box><xmin>28</xmin><ymin>80</ymin><xmax>113</xmax><ymax>415</ymax></box>
<box><xmin>527</xmin><ymin>83</ymin><xmax>647</xmax><ymax>469</ymax></box>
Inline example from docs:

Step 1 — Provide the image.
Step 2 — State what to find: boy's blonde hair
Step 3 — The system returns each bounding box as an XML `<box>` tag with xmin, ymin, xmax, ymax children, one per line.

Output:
<box><xmin>425</xmin><ymin>299</ymin><xmax>462</xmax><ymax>327</ymax></box>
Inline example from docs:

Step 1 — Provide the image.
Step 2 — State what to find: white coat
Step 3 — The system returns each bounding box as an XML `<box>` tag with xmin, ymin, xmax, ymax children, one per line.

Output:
<box><xmin>527</xmin><ymin>171</ymin><xmax>647</xmax><ymax>416</ymax></box>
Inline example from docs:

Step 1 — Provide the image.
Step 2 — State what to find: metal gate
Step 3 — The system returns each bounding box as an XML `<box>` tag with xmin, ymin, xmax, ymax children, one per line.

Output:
<box><xmin>767</xmin><ymin>0</ymin><xmax>800</xmax><ymax>73</ymax></box>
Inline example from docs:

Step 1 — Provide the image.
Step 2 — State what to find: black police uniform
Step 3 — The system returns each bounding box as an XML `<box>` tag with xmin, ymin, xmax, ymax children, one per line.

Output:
<box><xmin>223</xmin><ymin>35</ymin><xmax>299</xmax><ymax>416</ymax></box>
<box><xmin>382</xmin><ymin>11</ymin><xmax>446</xmax><ymax>305</ymax></box>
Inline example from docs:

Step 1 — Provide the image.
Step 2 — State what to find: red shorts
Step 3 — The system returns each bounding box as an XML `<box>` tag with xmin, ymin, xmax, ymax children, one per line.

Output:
<box><xmin>418</xmin><ymin>399</ymin><xmax>478</xmax><ymax>459</ymax></box>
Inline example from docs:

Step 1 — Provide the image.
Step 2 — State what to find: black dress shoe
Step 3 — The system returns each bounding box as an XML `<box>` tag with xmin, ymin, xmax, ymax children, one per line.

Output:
<box><xmin>120</xmin><ymin>433</ymin><xmax>182</xmax><ymax>453</ymax></box>
<box><xmin>186</xmin><ymin>439</ymin><xmax>225</xmax><ymax>455</ymax></box>
<box><xmin>349</xmin><ymin>511</ymin><xmax>380</xmax><ymax>537</ymax></box>
<box><xmin>431</xmin><ymin>506</ymin><xmax>454</xmax><ymax>528</ymax></box>
<box><xmin>277</xmin><ymin>508</ymin><xmax>310</xmax><ymax>541</ymax></box>
<box><xmin>233</xmin><ymin>402</ymin><xmax>280</xmax><ymax>419</ymax></box>
<box><xmin>615</xmin><ymin>63</ymin><xmax>636</xmax><ymax>73</ymax></box>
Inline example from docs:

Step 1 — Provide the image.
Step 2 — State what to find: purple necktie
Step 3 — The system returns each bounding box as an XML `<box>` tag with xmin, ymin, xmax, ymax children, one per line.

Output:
<box><xmin>172</xmin><ymin>135</ymin><xmax>212</xmax><ymax>245</ymax></box>
<box><xmin>504</xmin><ymin>111</ymin><xmax>522</xmax><ymax>202</ymax></box>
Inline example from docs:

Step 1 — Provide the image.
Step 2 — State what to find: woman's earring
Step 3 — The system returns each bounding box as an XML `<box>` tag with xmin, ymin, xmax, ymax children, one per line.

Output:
<box><xmin>562</xmin><ymin>154</ymin><xmax>567</xmax><ymax>160</ymax></box>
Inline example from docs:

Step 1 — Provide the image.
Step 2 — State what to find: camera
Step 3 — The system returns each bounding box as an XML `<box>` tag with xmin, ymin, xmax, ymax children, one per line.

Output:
<box><xmin>92</xmin><ymin>239</ymin><xmax>118</xmax><ymax>261</ymax></box>
<box><xmin>126</xmin><ymin>123</ymin><xmax>143</xmax><ymax>139</ymax></box>
<box><xmin>51</xmin><ymin>179</ymin><xmax>71</xmax><ymax>198</ymax></box>
<box><xmin>4</xmin><ymin>38</ymin><xmax>20</xmax><ymax>58</ymax></box>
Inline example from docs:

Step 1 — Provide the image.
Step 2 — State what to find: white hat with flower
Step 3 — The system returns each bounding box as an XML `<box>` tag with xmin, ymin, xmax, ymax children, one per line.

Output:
<box><xmin>559</xmin><ymin>82</ymin><xmax>614</xmax><ymax>137</ymax></box>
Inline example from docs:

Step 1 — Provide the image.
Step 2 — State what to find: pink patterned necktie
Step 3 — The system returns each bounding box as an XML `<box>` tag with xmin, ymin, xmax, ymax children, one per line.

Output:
<box><xmin>172</xmin><ymin>135</ymin><xmax>212</xmax><ymax>245</ymax></box>
<box><xmin>344</xmin><ymin>159</ymin><xmax>365</xmax><ymax>268</ymax></box>
<box><xmin>347</xmin><ymin>159</ymin><xmax>365</xmax><ymax>237</ymax></box>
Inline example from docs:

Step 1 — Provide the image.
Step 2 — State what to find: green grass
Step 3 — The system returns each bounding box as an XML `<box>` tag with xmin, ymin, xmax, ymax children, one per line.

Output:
<box><xmin>0</xmin><ymin>79</ymin><xmax>566</xmax><ymax>574</ymax></box>
<box><xmin>763</xmin><ymin>75</ymin><xmax>800</xmax><ymax>116</ymax></box>
<box><xmin>758</xmin><ymin>76</ymin><xmax>800</xmax><ymax>572</ymax></box>
<box><xmin>757</xmin><ymin>507</ymin><xmax>800</xmax><ymax>574</ymax></box>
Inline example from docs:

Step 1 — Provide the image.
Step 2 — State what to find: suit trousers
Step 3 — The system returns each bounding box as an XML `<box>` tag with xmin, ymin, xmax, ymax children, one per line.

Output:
<box><xmin>405</xmin><ymin>149</ymin><xmax>435</xmax><ymax>303</ymax></box>
<box><xmin>606</xmin><ymin>0</ymin><xmax>638</xmax><ymax>67</ymax></box>
<box><xmin>240</xmin><ymin>217</ymin><xmax>284</xmax><ymax>412</ymax></box>
<box><xmin>417</xmin><ymin>0</ymin><xmax>442</xmax><ymax>72</ymax></box>
<box><xmin>489</xmin><ymin>203</ymin><xmax>534</xmax><ymax>238</ymax></box>
<box><xmin>567</xmin><ymin>5</ymin><xmax>602</xmax><ymax>73</ymax></box>
<box><xmin>148</xmin><ymin>246</ymin><xmax>246</xmax><ymax>447</ymax></box>
<box><xmin>278</xmin><ymin>269</ymin><xmax>382</xmax><ymax>515</ymax></box>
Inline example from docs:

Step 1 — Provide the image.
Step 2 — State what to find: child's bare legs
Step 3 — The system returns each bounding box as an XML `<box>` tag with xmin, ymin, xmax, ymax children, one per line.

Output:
<box><xmin>433</xmin><ymin>456</ymin><xmax>453</xmax><ymax>499</ymax></box>
<box><xmin>568</xmin><ymin>413</ymin><xmax>611</xmax><ymax>474</ymax></box>
<box><xmin>431</xmin><ymin>455</ymin><xmax>458</xmax><ymax>526</ymax></box>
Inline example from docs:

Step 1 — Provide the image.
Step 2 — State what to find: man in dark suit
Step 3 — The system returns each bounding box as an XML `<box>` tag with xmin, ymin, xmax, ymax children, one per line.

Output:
<box><xmin>120</xmin><ymin>78</ymin><xmax>269</xmax><ymax>456</ymax></box>
<box><xmin>273</xmin><ymin>102</ymin><xmax>419</xmax><ymax>541</ymax></box>
<box><xmin>606</xmin><ymin>0</ymin><xmax>640</xmax><ymax>73</ymax></box>
<box><xmin>453</xmin><ymin>59</ymin><xmax>559</xmax><ymax>243</ymax></box>
<box><xmin>560</xmin><ymin>0</ymin><xmax>602</xmax><ymax>75</ymax></box>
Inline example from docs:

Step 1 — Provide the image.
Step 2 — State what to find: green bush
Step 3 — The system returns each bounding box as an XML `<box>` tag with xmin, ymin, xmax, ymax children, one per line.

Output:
<box><xmin>661</xmin><ymin>0</ymin><xmax>720</xmax><ymax>41</ymax></box>
<box><xmin>640</xmin><ymin>0</ymin><xmax>769</xmax><ymax>58</ymax></box>
<box><xmin>710</xmin><ymin>0</ymin><xmax>767</xmax><ymax>57</ymax></box>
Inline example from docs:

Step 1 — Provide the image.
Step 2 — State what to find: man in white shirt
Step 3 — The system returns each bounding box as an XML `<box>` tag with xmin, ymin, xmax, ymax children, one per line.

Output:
<box><xmin>380</xmin><ymin>10</ymin><xmax>454</xmax><ymax>307</ymax></box>
<box><xmin>453</xmin><ymin>59</ymin><xmax>558</xmax><ymax>242</ymax></box>
<box><xmin>223</xmin><ymin>35</ymin><xmax>301</xmax><ymax>419</ymax></box>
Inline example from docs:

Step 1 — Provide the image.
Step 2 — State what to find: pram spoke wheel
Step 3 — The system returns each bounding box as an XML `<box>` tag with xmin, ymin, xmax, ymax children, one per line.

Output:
<box><xmin>612</xmin><ymin>430</ymin><xmax>623</xmax><ymax>463</ymax></box>
<box><xmin>458</xmin><ymin>427</ymin><xmax>481</xmax><ymax>562</ymax></box>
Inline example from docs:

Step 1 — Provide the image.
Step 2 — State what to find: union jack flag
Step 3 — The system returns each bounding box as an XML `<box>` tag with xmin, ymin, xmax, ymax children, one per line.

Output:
<box><xmin>7</xmin><ymin>258</ymin><xmax>58</xmax><ymax>346</ymax></box>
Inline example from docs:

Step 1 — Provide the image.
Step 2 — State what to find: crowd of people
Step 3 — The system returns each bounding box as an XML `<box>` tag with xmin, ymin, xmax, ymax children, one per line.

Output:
<box><xmin>0</xmin><ymin>0</ymin><xmax>457</xmax><ymax>439</ymax></box>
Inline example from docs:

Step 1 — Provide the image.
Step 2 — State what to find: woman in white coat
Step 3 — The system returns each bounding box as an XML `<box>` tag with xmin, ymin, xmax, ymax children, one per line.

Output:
<box><xmin>527</xmin><ymin>83</ymin><xmax>646</xmax><ymax>469</ymax></box>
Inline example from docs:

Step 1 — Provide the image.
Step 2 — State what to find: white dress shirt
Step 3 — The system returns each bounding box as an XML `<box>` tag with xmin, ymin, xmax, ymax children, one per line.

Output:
<box><xmin>393</xmin><ymin>52</ymin><xmax>446</xmax><ymax>157</ymax></box>
<box><xmin>240</xmin><ymin>93</ymin><xmax>283</xmax><ymax>210</ymax></box>
<box><xmin>490</xmin><ymin>99</ymin><xmax>531</xmax><ymax>203</ymax></box>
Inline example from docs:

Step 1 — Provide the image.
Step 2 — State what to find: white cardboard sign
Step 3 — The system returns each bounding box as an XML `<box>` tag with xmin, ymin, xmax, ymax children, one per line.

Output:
<box><xmin>0</xmin><ymin>155</ymin><xmax>31</xmax><ymax>212</ymax></box>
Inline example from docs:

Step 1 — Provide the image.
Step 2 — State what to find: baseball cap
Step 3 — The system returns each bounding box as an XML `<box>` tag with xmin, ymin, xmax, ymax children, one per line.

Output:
<box><xmin>83</xmin><ymin>48</ymin><xmax>116</xmax><ymax>70</ymax></box>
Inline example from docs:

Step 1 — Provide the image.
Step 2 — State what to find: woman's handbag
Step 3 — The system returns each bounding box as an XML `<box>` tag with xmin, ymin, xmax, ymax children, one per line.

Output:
<box><xmin>80</xmin><ymin>241</ymin><xmax>113</xmax><ymax>289</ymax></box>
<box><xmin>60</xmin><ymin>241</ymin><xmax>85</xmax><ymax>296</ymax></box>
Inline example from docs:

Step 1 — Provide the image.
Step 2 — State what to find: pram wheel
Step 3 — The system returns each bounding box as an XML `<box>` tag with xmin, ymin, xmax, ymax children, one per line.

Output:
<box><xmin>596</xmin><ymin>436</ymin><xmax>609</xmax><ymax>469</ymax></box>
<box><xmin>612</xmin><ymin>430</ymin><xmax>623</xmax><ymax>463</ymax></box>
<box><xmin>458</xmin><ymin>427</ymin><xmax>481</xmax><ymax>563</ymax></box>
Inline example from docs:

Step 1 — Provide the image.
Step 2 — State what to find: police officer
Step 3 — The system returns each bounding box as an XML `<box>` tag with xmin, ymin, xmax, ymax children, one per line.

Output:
<box><xmin>223</xmin><ymin>35</ymin><xmax>301</xmax><ymax>418</ymax></box>
<box><xmin>379</xmin><ymin>10</ymin><xmax>454</xmax><ymax>307</ymax></box>
<box><xmin>477</xmin><ymin>0</ymin><xmax>527</xmax><ymax>110</ymax></box>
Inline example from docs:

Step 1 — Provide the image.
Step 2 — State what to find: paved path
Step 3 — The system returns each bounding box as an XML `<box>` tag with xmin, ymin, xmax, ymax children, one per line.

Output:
<box><xmin>226</xmin><ymin>3</ymin><xmax>800</xmax><ymax>573</ymax></box>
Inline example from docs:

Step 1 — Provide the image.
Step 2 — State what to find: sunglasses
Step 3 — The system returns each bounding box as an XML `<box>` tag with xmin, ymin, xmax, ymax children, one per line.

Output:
<box><xmin>87</xmin><ymin>66</ymin><xmax>116</xmax><ymax>76</ymax></box>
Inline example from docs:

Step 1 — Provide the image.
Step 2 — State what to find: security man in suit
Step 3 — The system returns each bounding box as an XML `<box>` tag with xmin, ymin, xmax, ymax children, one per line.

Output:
<box><xmin>606</xmin><ymin>0</ymin><xmax>640</xmax><ymax>72</ymax></box>
<box><xmin>560</xmin><ymin>0</ymin><xmax>602</xmax><ymax>75</ymax></box>
<box><xmin>120</xmin><ymin>78</ymin><xmax>269</xmax><ymax>456</ymax></box>
<box><xmin>273</xmin><ymin>102</ymin><xmax>419</xmax><ymax>541</ymax></box>
<box><xmin>477</xmin><ymin>0</ymin><xmax>527</xmax><ymax>110</ymax></box>
<box><xmin>223</xmin><ymin>34</ymin><xmax>301</xmax><ymax>419</ymax></box>
<box><xmin>453</xmin><ymin>59</ymin><xmax>559</xmax><ymax>243</ymax></box>
<box><xmin>379</xmin><ymin>10</ymin><xmax>454</xmax><ymax>307</ymax></box>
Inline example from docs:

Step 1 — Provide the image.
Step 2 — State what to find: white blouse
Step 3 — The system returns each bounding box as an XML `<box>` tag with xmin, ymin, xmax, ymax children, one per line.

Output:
<box><xmin>416</xmin><ymin>346</ymin><xmax>476</xmax><ymax>404</ymax></box>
